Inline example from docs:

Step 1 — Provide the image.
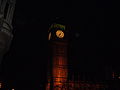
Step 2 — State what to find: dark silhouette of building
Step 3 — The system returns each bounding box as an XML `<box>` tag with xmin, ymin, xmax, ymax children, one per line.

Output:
<box><xmin>0</xmin><ymin>0</ymin><xmax>16</xmax><ymax>89</ymax></box>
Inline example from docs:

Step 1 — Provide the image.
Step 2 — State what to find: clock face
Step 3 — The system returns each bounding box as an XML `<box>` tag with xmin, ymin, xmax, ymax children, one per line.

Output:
<box><xmin>56</xmin><ymin>30</ymin><xmax>64</xmax><ymax>38</ymax></box>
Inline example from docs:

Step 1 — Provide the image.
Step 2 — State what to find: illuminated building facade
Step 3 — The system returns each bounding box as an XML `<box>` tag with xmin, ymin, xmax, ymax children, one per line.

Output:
<box><xmin>46</xmin><ymin>23</ymin><xmax>107</xmax><ymax>90</ymax></box>
<box><xmin>46</xmin><ymin>23</ymin><xmax>68</xmax><ymax>90</ymax></box>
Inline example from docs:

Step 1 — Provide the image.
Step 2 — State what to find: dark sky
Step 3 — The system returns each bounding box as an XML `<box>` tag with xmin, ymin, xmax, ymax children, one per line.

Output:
<box><xmin>1</xmin><ymin>0</ymin><xmax>118</xmax><ymax>89</ymax></box>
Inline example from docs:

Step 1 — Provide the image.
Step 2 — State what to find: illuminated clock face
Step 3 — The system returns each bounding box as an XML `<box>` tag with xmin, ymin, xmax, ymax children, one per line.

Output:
<box><xmin>56</xmin><ymin>30</ymin><xmax>64</xmax><ymax>38</ymax></box>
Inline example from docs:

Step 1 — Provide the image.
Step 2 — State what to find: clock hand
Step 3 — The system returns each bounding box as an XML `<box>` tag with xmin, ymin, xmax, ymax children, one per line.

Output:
<box><xmin>59</xmin><ymin>33</ymin><xmax>61</xmax><ymax>36</ymax></box>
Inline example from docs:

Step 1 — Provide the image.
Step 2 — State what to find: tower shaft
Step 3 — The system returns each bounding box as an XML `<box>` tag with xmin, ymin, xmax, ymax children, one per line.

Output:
<box><xmin>47</xmin><ymin>42</ymin><xmax>68</xmax><ymax>90</ymax></box>
<box><xmin>52</xmin><ymin>42</ymin><xmax>68</xmax><ymax>88</ymax></box>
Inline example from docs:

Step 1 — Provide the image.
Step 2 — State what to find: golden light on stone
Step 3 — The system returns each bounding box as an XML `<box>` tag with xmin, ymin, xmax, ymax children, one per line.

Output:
<box><xmin>48</xmin><ymin>32</ymin><xmax>51</xmax><ymax>40</ymax></box>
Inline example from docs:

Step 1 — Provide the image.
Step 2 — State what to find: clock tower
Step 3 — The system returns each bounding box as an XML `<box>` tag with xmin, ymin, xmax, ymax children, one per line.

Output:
<box><xmin>46</xmin><ymin>23</ymin><xmax>69</xmax><ymax>90</ymax></box>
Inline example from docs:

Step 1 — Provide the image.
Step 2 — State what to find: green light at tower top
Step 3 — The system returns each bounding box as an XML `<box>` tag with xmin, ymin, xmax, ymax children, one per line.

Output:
<box><xmin>49</xmin><ymin>23</ymin><xmax>65</xmax><ymax>31</ymax></box>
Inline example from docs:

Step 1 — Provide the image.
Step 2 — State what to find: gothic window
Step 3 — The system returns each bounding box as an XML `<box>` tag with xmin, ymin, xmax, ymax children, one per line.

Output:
<box><xmin>4</xmin><ymin>2</ymin><xmax>9</xmax><ymax>18</ymax></box>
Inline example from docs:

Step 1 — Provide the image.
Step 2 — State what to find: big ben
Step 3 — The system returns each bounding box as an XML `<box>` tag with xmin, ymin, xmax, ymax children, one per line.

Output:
<box><xmin>46</xmin><ymin>23</ymin><xmax>69</xmax><ymax>90</ymax></box>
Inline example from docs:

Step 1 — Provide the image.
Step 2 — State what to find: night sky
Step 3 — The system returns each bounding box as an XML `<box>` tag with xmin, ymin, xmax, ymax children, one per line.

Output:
<box><xmin>1</xmin><ymin>0</ymin><xmax>118</xmax><ymax>89</ymax></box>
